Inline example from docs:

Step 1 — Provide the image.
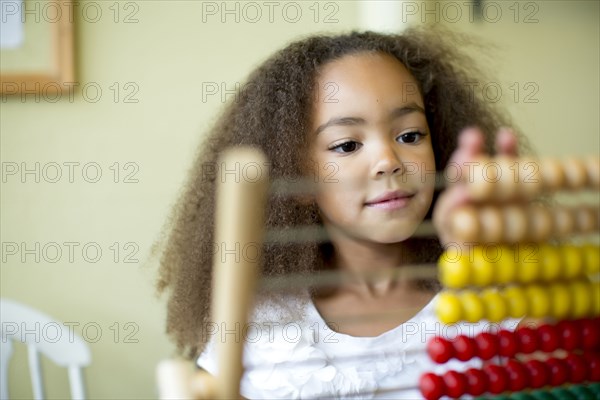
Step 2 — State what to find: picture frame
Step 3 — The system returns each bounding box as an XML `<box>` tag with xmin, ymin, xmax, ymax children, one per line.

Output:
<box><xmin>0</xmin><ymin>0</ymin><xmax>75</xmax><ymax>94</ymax></box>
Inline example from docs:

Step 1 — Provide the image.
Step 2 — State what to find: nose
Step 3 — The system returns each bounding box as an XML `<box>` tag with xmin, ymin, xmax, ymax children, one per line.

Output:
<box><xmin>372</xmin><ymin>143</ymin><xmax>403</xmax><ymax>178</ymax></box>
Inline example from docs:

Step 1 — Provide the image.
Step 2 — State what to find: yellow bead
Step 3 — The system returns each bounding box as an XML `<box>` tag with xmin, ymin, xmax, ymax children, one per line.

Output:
<box><xmin>502</xmin><ymin>285</ymin><xmax>529</xmax><ymax>318</ymax></box>
<box><xmin>436</xmin><ymin>291</ymin><xmax>463</xmax><ymax>324</ymax></box>
<box><xmin>438</xmin><ymin>252</ymin><xmax>471</xmax><ymax>289</ymax></box>
<box><xmin>460</xmin><ymin>290</ymin><xmax>486</xmax><ymax>323</ymax></box>
<box><xmin>538</xmin><ymin>244</ymin><xmax>562</xmax><ymax>282</ymax></box>
<box><xmin>493</xmin><ymin>245</ymin><xmax>517</xmax><ymax>284</ymax></box>
<box><xmin>591</xmin><ymin>282</ymin><xmax>600</xmax><ymax>316</ymax></box>
<box><xmin>570</xmin><ymin>280</ymin><xmax>591</xmax><ymax>318</ymax></box>
<box><xmin>562</xmin><ymin>245</ymin><xmax>584</xmax><ymax>280</ymax></box>
<box><xmin>548</xmin><ymin>282</ymin><xmax>572</xmax><ymax>319</ymax></box>
<box><xmin>471</xmin><ymin>246</ymin><xmax>495</xmax><ymax>286</ymax></box>
<box><xmin>583</xmin><ymin>244</ymin><xmax>600</xmax><ymax>275</ymax></box>
<box><xmin>481</xmin><ymin>288</ymin><xmax>508</xmax><ymax>322</ymax></box>
<box><xmin>525</xmin><ymin>284</ymin><xmax>551</xmax><ymax>318</ymax></box>
<box><xmin>516</xmin><ymin>243</ymin><xmax>541</xmax><ymax>284</ymax></box>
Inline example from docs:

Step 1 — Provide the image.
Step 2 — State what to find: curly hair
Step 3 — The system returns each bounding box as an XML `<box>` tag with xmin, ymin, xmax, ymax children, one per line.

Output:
<box><xmin>152</xmin><ymin>27</ymin><xmax>520</xmax><ymax>358</ymax></box>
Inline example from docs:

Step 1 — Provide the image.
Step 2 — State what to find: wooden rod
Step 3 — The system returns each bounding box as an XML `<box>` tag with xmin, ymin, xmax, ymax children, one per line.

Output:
<box><xmin>211</xmin><ymin>147</ymin><xmax>269</xmax><ymax>399</ymax></box>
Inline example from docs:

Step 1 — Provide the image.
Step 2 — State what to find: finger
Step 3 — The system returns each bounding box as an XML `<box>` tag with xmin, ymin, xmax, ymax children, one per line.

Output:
<box><xmin>494</xmin><ymin>127</ymin><xmax>519</xmax><ymax>156</ymax></box>
<box><xmin>457</xmin><ymin>126</ymin><xmax>486</xmax><ymax>159</ymax></box>
<box><xmin>446</xmin><ymin>127</ymin><xmax>486</xmax><ymax>181</ymax></box>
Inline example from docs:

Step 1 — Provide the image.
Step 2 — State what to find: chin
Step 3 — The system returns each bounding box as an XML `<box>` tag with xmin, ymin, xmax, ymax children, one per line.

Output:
<box><xmin>367</xmin><ymin>227</ymin><xmax>418</xmax><ymax>244</ymax></box>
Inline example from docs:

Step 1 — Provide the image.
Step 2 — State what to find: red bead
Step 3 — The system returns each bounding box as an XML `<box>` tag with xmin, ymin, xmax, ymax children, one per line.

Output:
<box><xmin>517</xmin><ymin>326</ymin><xmax>539</xmax><ymax>354</ymax></box>
<box><xmin>505</xmin><ymin>359</ymin><xmax>528</xmax><ymax>391</ymax></box>
<box><xmin>524</xmin><ymin>359</ymin><xmax>548</xmax><ymax>389</ymax></box>
<box><xmin>538</xmin><ymin>324</ymin><xmax>560</xmax><ymax>353</ymax></box>
<box><xmin>475</xmin><ymin>332</ymin><xmax>498</xmax><ymax>361</ymax></box>
<box><xmin>583</xmin><ymin>353</ymin><xmax>600</xmax><ymax>381</ymax></box>
<box><xmin>464</xmin><ymin>368</ymin><xmax>488</xmax><ymax>396</ymax></box>
<box><xmin>419</xmin><ymin>373</ymin><xmax>445</xmax><ymax>400</ymax></box>
<box><xmin>557</xmin><ymin>320</ymin><xmax>580</xmax><ymax>351</ymax></box>
<box><xmin>442</xmin><ymin>370</ymin><xmax>467</xmax><ymax>399</ymax></box>
<box><xmin>483</xmin><ymin>364</ymin><xmax>508</xmax><ymax>394</ymax></box>
<box><xmin>427</xmin><ymin>337</ymin><xmax>454</xmax><ymax>364</ymax></box>
<box><xmin>453</xmin><ymin>335</ymin><xmax>477</xmax><ymax>362</ymax></box>
<box><xmin>498</xmin><ymin>329</ymin><xmax>518</xmax><ymax>357</ymax></box>
<box><xmin>580</xmin><ymin>318</ymin><xmax>600</xmax><ymax>350</ymax></box>
<box><xmin>565</xmin><ymin>353</ymin><xmax>587</xmax><ymax>383</ymax></box>
<box><xmin>546</xmin><ymin>357</ymin><xmax>569</xmax><ymax>386</ymax></box>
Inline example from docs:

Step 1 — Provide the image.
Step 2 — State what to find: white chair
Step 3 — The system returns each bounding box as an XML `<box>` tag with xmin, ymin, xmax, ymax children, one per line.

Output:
<box><xmin>0</xmin><ymin>298</ymin><xmax>91</xmax><ymax>400</ymax></box>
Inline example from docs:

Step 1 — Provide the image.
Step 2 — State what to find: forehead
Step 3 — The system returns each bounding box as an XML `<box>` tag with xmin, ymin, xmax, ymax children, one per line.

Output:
<box><xmin>313</xmin><ymin>52</ymin><xmax>424</xmax><ymax>115</ymax></box>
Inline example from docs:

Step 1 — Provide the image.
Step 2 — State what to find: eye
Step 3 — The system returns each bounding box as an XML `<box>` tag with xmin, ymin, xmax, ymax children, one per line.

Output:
<box><xmin>397</xmin><ymin>131</ymin><xmax>426</xmax><ymax>144</ymax></box>
<box><xmin>329</xmin><ymin>141</ymin><xmax>362</xmax><ymax>154</ymax></box>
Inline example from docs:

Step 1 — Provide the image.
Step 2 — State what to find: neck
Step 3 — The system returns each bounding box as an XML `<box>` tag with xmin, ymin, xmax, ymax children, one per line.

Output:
<box><xmin>324</xmin><ymin>229</ymin><xmax>422</xmax><ymax>298</ymax></box>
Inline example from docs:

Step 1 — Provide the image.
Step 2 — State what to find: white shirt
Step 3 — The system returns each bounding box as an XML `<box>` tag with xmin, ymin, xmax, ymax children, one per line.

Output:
<box><xmin>197</xmin><ymin>294</ymin><xmax>518</xmax><ymax>399</ymax></box>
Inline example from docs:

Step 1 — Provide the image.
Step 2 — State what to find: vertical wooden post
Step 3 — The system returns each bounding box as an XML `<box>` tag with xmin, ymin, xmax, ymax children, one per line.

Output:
<box><xmin>211</xmin><ymin>147</ymin><xmax>269</xmax><ymax>399</ymax></box>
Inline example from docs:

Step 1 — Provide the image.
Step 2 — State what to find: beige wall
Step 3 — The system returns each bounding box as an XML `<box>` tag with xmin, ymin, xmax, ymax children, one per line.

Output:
<box><xmin>1</xmin><ymin>1</ymin><xmax>597</xmax><ymax>398</ymax></box>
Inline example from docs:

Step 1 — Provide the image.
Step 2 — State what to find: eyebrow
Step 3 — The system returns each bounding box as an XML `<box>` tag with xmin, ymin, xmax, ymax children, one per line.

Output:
<box><xmin>314</xmin><ymin>102</ymin><xmax>426</xmax><ymax>135</ymax></box>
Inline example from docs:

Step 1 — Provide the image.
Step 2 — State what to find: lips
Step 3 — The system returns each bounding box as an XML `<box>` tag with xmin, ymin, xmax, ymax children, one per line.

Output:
<box><xmin>365</xmin><ymin>190</ymin><xmax>414</xmax><ymax>209</ymax></box>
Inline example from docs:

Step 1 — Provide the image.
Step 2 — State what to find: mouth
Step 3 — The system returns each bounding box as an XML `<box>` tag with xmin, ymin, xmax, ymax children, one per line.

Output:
<box><xmin>365</xmin><ymin>191</ymin><xmax>415</xmax><ymax>210</ymax></box>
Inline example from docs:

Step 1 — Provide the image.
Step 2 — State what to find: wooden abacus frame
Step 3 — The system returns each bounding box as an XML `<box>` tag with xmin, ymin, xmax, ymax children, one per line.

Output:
<box><xmin>157</xmin><ymin>147</ymin><xmax>269</xmax><ymax>399</ymax></box>
<box><xmin>156</xmin><ymin>147</ymin><xmax>600</xmax><ymax>400</ymax></box>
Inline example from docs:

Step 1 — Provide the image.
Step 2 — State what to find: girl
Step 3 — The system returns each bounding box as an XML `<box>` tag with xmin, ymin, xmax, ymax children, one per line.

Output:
<box><xmin>155</xmin><ymin>27</ymin><xmax>523</xmax><ymax>398</ymax></box>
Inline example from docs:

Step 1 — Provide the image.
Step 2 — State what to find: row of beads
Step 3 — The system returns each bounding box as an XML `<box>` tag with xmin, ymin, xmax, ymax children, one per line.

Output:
<box><xmin>439</xmin><ymin>244</ymin><xmax>600</xmax><ymax>289</ymax></box>
<box><xmin>427</xmin><ymin>318</ymin><xmax>600</xmax><ymax>364</ymax></box>
<box><xmin>462</xmin><ymin>156</ymin><xmax>600</xmax><ymax>201</ymax></box>
<box><xmin>419</xmin><ymin>353</ymin><xmax>600</xmax><ymax>400</ymax></box>
<box><xmin>435</xmin><ymin>280</ymin><xmax>600</xmax><ymax>324</ymax></box>
<box><xmin>449</xmin><ymin>204</ymin><xmax>599</xmax><ymax>244</ymax></box>
<box><xmin>474</xmin><ymin>382</ymin><xmax>600</xmax><ymax>400</ymax></box>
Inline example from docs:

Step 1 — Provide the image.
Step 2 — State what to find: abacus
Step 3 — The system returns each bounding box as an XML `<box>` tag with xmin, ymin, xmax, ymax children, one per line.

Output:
<box><xmin>156</xmin><ymin>147</ymin><xmax>600</xmax><ymax>399</ymax></box>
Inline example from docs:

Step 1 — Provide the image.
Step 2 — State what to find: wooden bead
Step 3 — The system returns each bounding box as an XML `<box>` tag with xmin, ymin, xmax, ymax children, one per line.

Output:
<box><xmin>503</xmin><ymin>285</ymin><xmax>528</xmax><ymax>318</ymax></box>
<box><xmin>517</xmin><ymin>157</ymin><xmax>543</xmax><ymax>198</ymax></box>
<box><xmin>563</xmin><ymin>157</ymin><xmax>588</xmax><ymax>189</ymax></box>
<box><xmin>495</xmin><ymin>245</ymin><xmax>517</xmax><ymax>284</ymax></box>
<box><xmin>454</xmin><ymin>335</ymin><xmax>477</xmax><ymax>361</ymax></box>
<box><xmin>575</xmin><ymin>205</ymin><xmax>599</xmax><ymax>233</ymax></box>
<box><xmin>436</xmin><ymin>292</ymin><xmax>463</xmax><ymax>324</ymax></box>
<box><xmin>539</xmin><ymin>244</ymin><xmax>562</xmax><ymax>282</ymax></box>
<box><xmin>549</xmin><ymin>282</ymin><xmax>571</xmax><ymax>319</ymax></box>
<box><xmin>583</xmin><ymin>244</ymin><xmax>600</xmax><ymax>274</ymax></box>
<box><xmin>540</xmin><ymin>158</ymin><xmax>565</xmax><ymax>191</ymax></box>
<box><xmin>561</xmin><ymin>244</ymin><xmax>584</xmax><ymax>279</ymax></box>
<box><xmin>570</xmin><ymin>280</ymin><xmax>591</xmax><ymax>319</ymax></box>
<box><xmin>526</xmin><ymin>284</ymin><xmax>551</xmax><ymax>318</ymax></box>
<box><xmin>471</xmin><ymin>246</ymin><xmax>495</xmax><ymax>286</ymax></box>
<box><xmin>495</xmin><ymin>156</ymin><xmax>520</xmax><ymax>201</ymax></box>
<box><xmin>466</xmin><ymin>157</ymin><xmax>496</xmax><ymax>201</ymax></box>
<box><xmin>460</xmin><ymin>290</ymin><xmax>486</xmax><ymax>322</ymax></box>
<box><xmin>449</xmin><ymin>206</ymin><xmax>480</xmax><ymax>242</ymax></box>
<box><xmin>427</xmin><ymin>337</ymin><xmax>454</xmax><ymax>364</ymax></box>
<box><xmin>584</xmin><ymin>156</ymin><xmax>600</xmax><ymax>189</ymax></box>
<box><xmin>479</xmin><ymin>205</ymin><xmax>504</xmax><ymax>242</ymax></box>
<box><xmin>442</xmin><ymin>370</ymin><xmax>467</xmax><ymax>398</ymax></box>
<box><xmin>528</xmin><ymin>205</ymin><xmax>553</xmax><ymax>241</ymax></box>
<box><xmin>591</xmin><ymin>282</ymin><xmax>600</xmax><ymax>316</ymax></box>
<box><xmin>503</xmin><ymin>205</ymin><xmax>528</xmax><ymax>243</ymax></box>
<box><xmin>516</xmin><ymin>244</ymin><xmax>541</xmax><ymax>284</ymax></box>
<box><xmin>481</xmin><ymin>288</ymin><xmax>508</xmax><ymax>322</ymax></box>
<box><xmin>553</xmin><ymin>207</ymin><xmax>576</xmax><ymax>237</ymax></box>
<box><xmin>419</xmin><ymin>373</ymin><xmax>446</xmax><ymax>400</ymax></box>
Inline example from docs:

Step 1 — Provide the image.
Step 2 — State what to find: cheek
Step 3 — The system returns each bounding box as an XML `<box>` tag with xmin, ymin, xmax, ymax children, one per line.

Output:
<box><xmin>316</xmin><ymin>184</ymin><xmax>360</xmax><ymax>222</ymax></box>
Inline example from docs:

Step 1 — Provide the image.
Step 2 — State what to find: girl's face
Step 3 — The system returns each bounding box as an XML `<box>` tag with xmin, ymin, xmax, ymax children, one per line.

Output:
<box><xmin>309</xmin><ymin>52</ymin><xmax>436</xmax><ymax>244</ymax></box>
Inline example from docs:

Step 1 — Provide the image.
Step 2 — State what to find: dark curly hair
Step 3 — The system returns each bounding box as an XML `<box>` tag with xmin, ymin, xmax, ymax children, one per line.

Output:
<box><xmin>152</xmin><ymin>26</ymin><xmax>520</xmax><ymax>358</ymax></box>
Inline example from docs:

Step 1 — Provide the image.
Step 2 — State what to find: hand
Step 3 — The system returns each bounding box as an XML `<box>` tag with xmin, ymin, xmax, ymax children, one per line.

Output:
<box><xmin>433</xmin><ymin>126</ymin><xmax>519</xmax><ymax>248</ymax></box>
